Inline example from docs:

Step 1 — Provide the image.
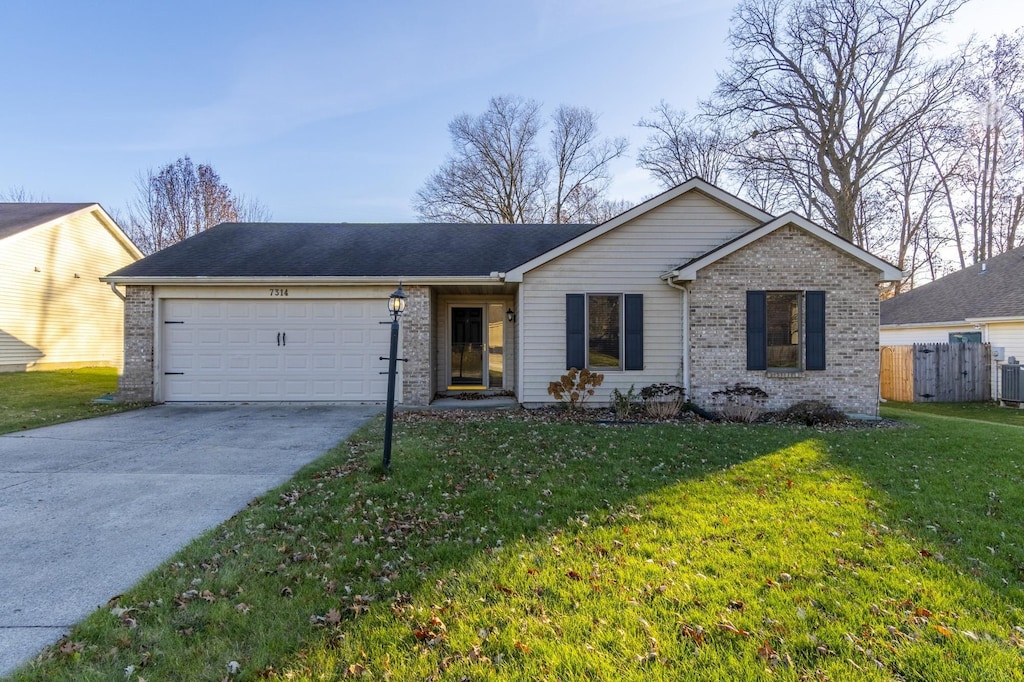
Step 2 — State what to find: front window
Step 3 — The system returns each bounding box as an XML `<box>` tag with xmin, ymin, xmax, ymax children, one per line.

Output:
<box><xmin>588</xmin><ymin>294</ymin><xmax>621</xmax><ymax>369</ymax></box>
<box><xmin>766</xmin><ymin>292</ymin><xmax>799</xmax><ymax>369</ymax></box>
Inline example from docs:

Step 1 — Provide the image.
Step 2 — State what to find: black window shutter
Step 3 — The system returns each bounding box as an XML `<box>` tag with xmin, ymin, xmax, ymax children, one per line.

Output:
<box><xmin>566</xmin><ymin>294</ymin><xmax>586</xmax><ymax>370</ymax></box>
<box><xmin>746</xmin><ymin>291</ymin><xmax>767</xmax><ymax>370</ymax></box>
<box><xmin>624</xmin><ymin>294</ymin><xmax>644</xmax><ymax>370</ymax></box>
<box><xmin>805</xmin><ymin>290</ymin><xmax>826</xmax><ymax>370</ymax></box>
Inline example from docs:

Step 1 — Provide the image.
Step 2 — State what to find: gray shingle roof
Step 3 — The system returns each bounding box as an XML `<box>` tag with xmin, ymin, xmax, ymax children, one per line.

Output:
<box><xmin>0</xmin><ymin>203</ymin><xmax>95</xmax><ymax>241</ymax></box>
<box><xmin>108</xmin><ymin>222</ymin><xmax>597</xmax><ymax>279</ymax></box>
<box><xmin>880</xmin><ymin>245</ymin><xmax>1024</xmax><ymax>324</ymax></box>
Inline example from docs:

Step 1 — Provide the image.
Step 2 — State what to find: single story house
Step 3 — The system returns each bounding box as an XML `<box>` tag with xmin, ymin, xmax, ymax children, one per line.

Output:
<box><xmin>0</xmin><ymin>203</ymin><xmax>141</xmax><ymax>371</ymax></box>
<box><xmin>104</xmin><ymin>178</ymin><xmax>901</xmax><ymax>415</ymax></box>
<box><xmin>880</xmin><ymin>245</ymin><xmax>1024</xmax><ymax>399</ymax></box>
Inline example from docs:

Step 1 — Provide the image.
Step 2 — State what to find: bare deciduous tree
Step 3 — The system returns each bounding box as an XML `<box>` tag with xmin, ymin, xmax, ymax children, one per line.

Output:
<box><xmin>550</xmin><ymin>105</ymin><xmax>628</xmax><ymax>223</ymax></box>
<box><xmin>0</xmin><ymin>186</ymin><xmax>48</xmax><ymax>202</ymax></box>
<box><xmin>636</xmin><ymin>101</ymin><xmax>733</xmax><ymax>187</ymax></box>
<box><xmin>713</xmin><ymin>0</ymin><xmax>968</xmax><ymax>244</ymax></box>
<box><xmin>415</xmin><ymin>96</ymin><xmax>628</xmax><ymax>224</ymax></box>
<box><xmin>961</xmin><ymin>30</ymin><xmax>1024</xmax><ymax>261</ymax></box>
<box><xmin>125</xmin><ymin>156</ymin><xmax>269</xmax><ymax>255</ymax></box>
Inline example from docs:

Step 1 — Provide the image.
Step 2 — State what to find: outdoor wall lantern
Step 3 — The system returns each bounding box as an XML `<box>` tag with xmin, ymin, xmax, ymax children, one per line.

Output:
<box><xmin>381</xmin><ymin>284</ymin><xmax>407</xmax><ymax>471</ymax></box>
<box><xmin>506</xmin><ymin>307</ymin><xmax>516</xmax><ymax>323</ymax></box>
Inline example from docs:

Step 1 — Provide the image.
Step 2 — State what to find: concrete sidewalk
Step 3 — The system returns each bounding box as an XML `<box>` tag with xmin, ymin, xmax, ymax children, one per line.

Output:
<box><xmin>0</xmin><ymin>403</ymin><xmax>380</xmax><ymax>677</ymax></box>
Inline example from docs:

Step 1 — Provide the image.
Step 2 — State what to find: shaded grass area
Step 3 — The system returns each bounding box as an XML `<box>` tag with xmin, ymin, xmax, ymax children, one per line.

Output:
<box><xmin>11</xmin><ymin>410</ymin><xmax>1024</xmax><ymax>681</ymax></box>
<box><xmin>0</xmin><ymin>367</ymin><xmax>139</xmax><ymax>435</ymax></box>
<box><xmin>883</xmin><ymin>401</ymin><xmax>1024</xmax><ymax>427</ymax></box>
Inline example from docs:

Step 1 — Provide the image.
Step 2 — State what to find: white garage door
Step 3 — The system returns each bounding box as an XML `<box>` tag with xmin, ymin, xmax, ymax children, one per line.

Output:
<box><xmin>161</xmin><ymin>299</ymin><xmax>392</xmax><ymax>401</ymax></box>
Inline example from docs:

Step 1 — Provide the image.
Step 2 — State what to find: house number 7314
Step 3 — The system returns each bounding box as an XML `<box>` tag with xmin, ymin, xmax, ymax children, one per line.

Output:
<box><xmin>269</xmin><ymin>288</ymin><xmax>289</xmax><ymax>297</ymax></box>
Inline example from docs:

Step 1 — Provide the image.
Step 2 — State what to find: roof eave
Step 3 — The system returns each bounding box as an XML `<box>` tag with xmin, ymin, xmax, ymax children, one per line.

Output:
<box><xmin>99</xmin><ymin>275</ymin><xmax>506</xmax><ymax>286</ymax></box>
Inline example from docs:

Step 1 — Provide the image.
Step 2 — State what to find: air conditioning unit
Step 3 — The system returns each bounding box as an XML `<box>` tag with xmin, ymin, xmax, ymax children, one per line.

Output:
<box><xmin>1002</xmin><ymin>360</ymin><xmax>1024</xmax><ymax>404</ymax></box>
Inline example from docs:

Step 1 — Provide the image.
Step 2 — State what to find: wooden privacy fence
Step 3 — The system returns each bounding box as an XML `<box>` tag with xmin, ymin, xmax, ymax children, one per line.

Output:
<box><xmin>880</xmin><ymin>343</ymin><xmax>991</xmax><ymax>403</ymax></box>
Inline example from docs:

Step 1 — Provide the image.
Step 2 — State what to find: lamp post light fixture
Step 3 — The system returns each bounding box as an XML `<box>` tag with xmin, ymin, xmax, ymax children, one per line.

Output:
<box><xmin>381</xmin><ymin>284</ymin><xmax>407</xmax><ymax>471</ymax></box>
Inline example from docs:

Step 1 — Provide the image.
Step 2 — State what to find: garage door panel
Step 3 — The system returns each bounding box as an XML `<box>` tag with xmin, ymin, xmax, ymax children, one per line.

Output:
<box><xmin>161</xmin><ymin>298</ymin><xmax>391</xmax><ymax>401</ymax></box>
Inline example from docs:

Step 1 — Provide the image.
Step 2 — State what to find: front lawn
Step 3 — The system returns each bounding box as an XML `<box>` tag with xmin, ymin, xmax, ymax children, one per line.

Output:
<box><xmin>12</xmin><ymin>409</ymin><xmax>1024</xmax><ymax>681</ymax></box>
<box><xmin>0</xmin><ymin>367</ymin><xmax>139</xmax><ymax>435</ymax></box>
<box><xmin>883</xmin><ymin>400</ymin><xmax>1024</xmax><ymax>428</ymax></box>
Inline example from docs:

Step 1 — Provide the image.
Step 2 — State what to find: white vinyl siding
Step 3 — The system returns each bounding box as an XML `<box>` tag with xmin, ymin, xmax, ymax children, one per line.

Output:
<box><xmin>0</xmin><ymin>210</ymin><xmax>137</xmax><ymax>371</ymax></box>
<box><xmin>519</xmin><ymin>190</ymin><xmax>761</xmax><ymax>403</ymax></box>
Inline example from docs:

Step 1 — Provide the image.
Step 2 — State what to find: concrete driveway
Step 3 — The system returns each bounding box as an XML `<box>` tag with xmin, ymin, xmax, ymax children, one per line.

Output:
<box><xmin>0</xmin><ymin>403</ymin><xmax>380</xmax><ymax>677</ymax></box>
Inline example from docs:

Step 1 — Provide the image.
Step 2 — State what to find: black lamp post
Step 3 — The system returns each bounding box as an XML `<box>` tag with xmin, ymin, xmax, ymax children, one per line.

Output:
<box><xmin>381</xmin><ymin>284</ymin><xmax>407</xmax><ymax>471</ymax></box>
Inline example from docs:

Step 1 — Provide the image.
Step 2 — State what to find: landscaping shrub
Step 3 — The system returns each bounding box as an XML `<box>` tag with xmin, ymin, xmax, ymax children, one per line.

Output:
<box><xmin>639</xmin><ymin>383</ymin><xmax>685</xmax><ymax>420</ymax></box>
<box><xmin>774</xmin><ymin>400</ymin><xmax>848</xmax><ymax>426</ymax></box>
<box><xmin>610</xmin><ymin>384</ymin><xmax>639</xmax><ymax>420</ymax></box>
<box><xmin>547</xmin><ymin>368</ymin><xmax>604</xmax><ymax>410</ymax></box>
<box><xmin>710</xmin><ymin>383</ymin><xmax>768</xmax><ymax>422</ymax></box>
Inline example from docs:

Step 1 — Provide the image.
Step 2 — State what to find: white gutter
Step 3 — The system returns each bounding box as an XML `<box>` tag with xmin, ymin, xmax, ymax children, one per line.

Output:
<box><xmin>108</xmin><ymin>282</ymin><xmax>126</xmax><ymax>301</ymax></box>
<box><xmin>99</xmin><ymin>275</ymin><xmax>506</xmax><ymax>286</ymax></box>
<box><xmin>663</xmin><ymin>276</ymin><xmax>690</xmax><ymax>396</ymax></box>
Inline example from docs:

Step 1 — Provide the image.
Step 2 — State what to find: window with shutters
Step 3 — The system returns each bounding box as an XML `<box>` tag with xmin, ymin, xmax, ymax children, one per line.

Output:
<box><xmin>747</xmin><ymin>290</ymin><xmax>825</xmax><ymax>372</ymax></box>
<box><xmin>766</xmin><ymin>293</ymin><xmax>799</xmax><ymax>369</ymax></box>
<box><xmin>588</xmin><ymin>294</ymin><xmax>621</xmax><ymax>368</ymax></box>
<box><xmin>566</xmin><ymin>293</ymin><xmax>643</xmax><ymax>371</ymax></box>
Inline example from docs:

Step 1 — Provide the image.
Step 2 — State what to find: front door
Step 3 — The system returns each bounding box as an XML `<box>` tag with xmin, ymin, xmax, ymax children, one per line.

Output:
<box><xmin>450</xmin><ymin>307</ymin><xmax>484</xmax><ymax>387</ymax></box>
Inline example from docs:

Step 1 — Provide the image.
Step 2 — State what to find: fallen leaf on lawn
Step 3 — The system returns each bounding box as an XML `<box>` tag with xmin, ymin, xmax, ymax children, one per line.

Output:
<box><xmin>728</xmin><ymin>599</ymin><xmax>745</xmax><ymax>611</ymax></box>
<box><xmin>566</xmin><ymin>570</ymin><xmax>582</xmax><ymax>581</ymax></box>
<box><xmin>961</xmin><ymin>630</ymin><xmax>980</xmax><ymax>642</ymax></box>
<box><xmin>200</xmin><ymin>590</ymin><xmax>217</xmax><ymax>603</ymax></box>
<box><xmin>344</xmin><ymin>663</ymin><xmax>367</xmax><ymax>677</ymax></box>
<box><xmin>494</xmin><ymin>583</ymin><xmax>515</xmax><ymax>595</ymax></box>
<box><xmin>680</xmin><ymin>624</ymin><xmax>705</xmax><ymax>646</ymax></box>
<box><xmin>235</xmin><ymin>603</ymin><xmax>251</xmax><ymax>613</ymax></box>
<box><xmin>914</xmin><ymin>607</ymin><xmax>932</xmax><ymax>618</ymax></box>
<box><xmin>59</xmin><ymin>639</ymin><xmax>84</xmax><ymax>655</ymax></box>
<box><xmin>718</xmin><ymin>621</ymin><xmax>751</xmax><ymax>637</ymax></box>
<box><xmin>514</xmin><ymin>640</ymin><xmax>531</xmax><ymax>654</ymax></box>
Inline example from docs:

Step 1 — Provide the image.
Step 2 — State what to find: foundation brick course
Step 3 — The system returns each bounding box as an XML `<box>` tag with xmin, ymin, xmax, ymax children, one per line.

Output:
<box><xmin>400</xmin><ymin>285</ymin><xmax>432</xmax><ymax>406</ymax></box>
<box><xmin>118</xmin><ymin>285</ymin><xmax>154</xmax><ymax>402</ymax></box>
<box><xmin>688</xmin><ymin>226</ymin><xmax>882</xmax><ymax>416</ymax></box>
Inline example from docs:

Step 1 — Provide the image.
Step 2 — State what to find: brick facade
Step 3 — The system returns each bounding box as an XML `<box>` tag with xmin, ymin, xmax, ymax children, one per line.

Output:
<box><xmin>119</xmin><ymin>285</ymin><xmax>154</xmax><ymax>402</ymax></box>
<box><xmin>688</xmin><ymin>226</ymin><xmax>882</xmax><ymax>416</ymax></box>
<box><xmin>400</xmin><ymin>285</ymin><xmax>432</xmax><ymax>406</ymax></box>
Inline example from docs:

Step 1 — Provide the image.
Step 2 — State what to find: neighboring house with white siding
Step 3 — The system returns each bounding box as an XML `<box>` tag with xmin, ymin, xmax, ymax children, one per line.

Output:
<box><xmin>0</xmin><ymin>204</ymin><xmax>141</xmax><ymax>371</ymax></box>
<box><xmin>104</xmin><ymin>178</ymin><xmax>901</xmax><ymax>415</ymax></box>
<box><xmin>880</xmin><ymin>246</ymin><xmax>1024</xmax><ymax>400</ymax></box>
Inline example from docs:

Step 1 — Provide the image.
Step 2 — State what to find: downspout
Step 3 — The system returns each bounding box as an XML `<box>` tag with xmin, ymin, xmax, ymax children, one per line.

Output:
<box><xmin>664</xmin><ymin>276</ymin><xmax>690</xmax><ymax>396</ymax></box>
<box><xmin>109</xmin><ymin>282</ymin><xmax>126</xmax><ymax>301</ymax></box>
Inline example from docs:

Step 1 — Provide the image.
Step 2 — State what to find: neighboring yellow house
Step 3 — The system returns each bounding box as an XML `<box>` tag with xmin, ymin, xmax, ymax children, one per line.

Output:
<box><xmin>0</xmin><ymin>203</ymin><xmax>142</xmax><ymax>372</ymax></box>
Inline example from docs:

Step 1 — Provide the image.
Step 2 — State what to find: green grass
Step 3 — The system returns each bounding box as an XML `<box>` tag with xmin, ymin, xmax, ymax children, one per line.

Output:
<box><xmin>883</xmin><ymin>401</ymin><xmax>1024</xmax><ymax>428</ymax></box>
<box><xmin>11</xmin><ymin>409</ymin><xmax>1024</xmax><ymax>681</ymax></box>
<box><xmin>0</xmin><ymin>367</ymin><xmax>140</xmax><ymax>435</ymax></box>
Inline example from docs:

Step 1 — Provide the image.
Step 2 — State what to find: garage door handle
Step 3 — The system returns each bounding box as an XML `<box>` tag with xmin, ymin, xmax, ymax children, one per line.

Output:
<box><xmin>277</xmin><ymin>332</ymin><xmax>281</xmax><ymax>347</ymax></box>
<box><xmin>164</xmin><ymin>372</ymin><xmax>184</xmax><ymax>375</ymax></box>
<box><xmin>282</xmin><ymin>332</ymin><xmax>286</xmax><ymax>346</ymax></box>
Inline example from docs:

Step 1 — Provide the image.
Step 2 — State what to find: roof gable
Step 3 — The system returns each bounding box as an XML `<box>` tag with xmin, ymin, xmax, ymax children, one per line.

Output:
<box><xmin>664</xmin><ymin>212</ymin><xmax>903</xmax><ymax>282</ymax></box>
<box><xmin>881</xmin><ymin>245</ymin><xmax>1024</xmax><ymax>325</ymax></box>
<box><xmin>504</xmin><ymin>178</ymin><xmax>773</xmax><ymax>282</ymax></box>
<box><xmin>0</xmin><ymin>203</ymin><xmax>95</xmax><ymax>241</ymax></box>
<box><xmin>0</xmin><ymin>203</ymin><xmax>142</xmax><ymax>259</ymax></box>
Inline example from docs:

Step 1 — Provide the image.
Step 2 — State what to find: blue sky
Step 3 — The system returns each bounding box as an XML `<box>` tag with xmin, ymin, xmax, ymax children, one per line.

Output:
<box><xmin>0</xmin><ymin>0</ymin><xmax>1018</xmax><ymax>223</ymax></box>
